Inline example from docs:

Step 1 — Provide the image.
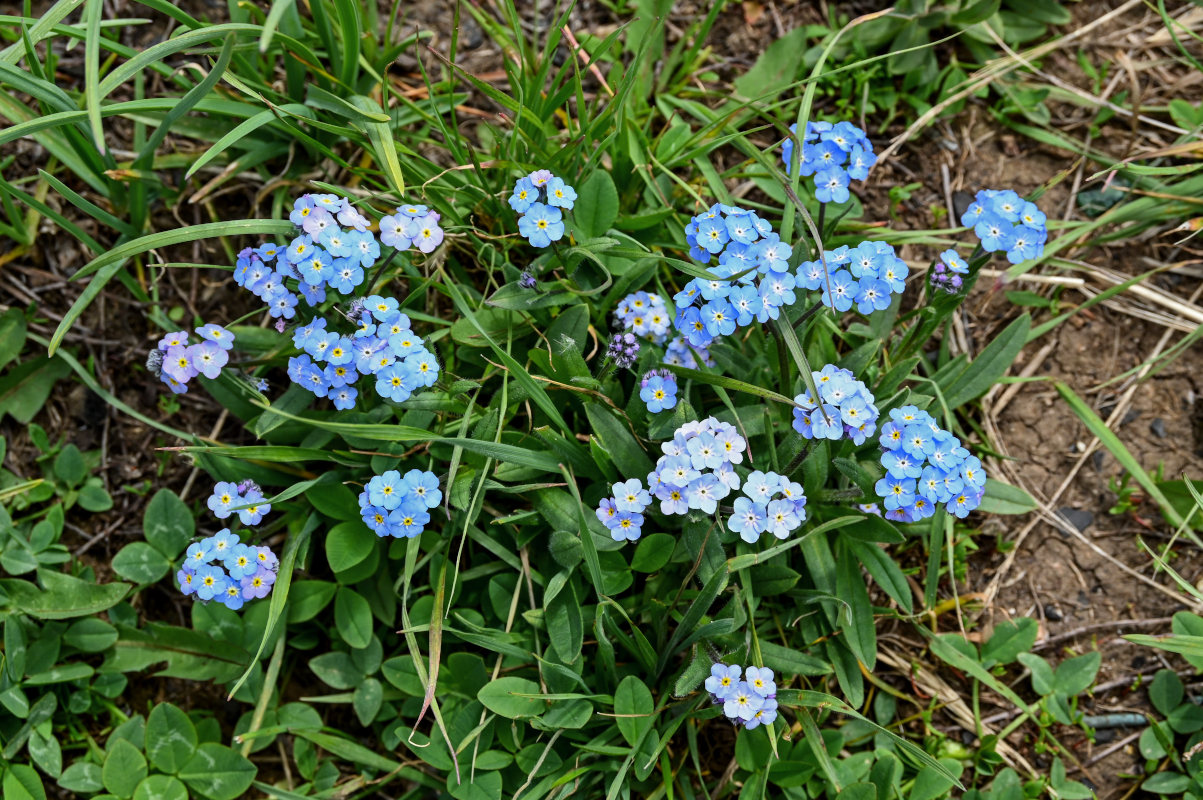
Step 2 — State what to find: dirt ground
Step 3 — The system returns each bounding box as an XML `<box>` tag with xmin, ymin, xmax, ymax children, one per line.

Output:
<box><xmin>2</xmin><ymin>0</ymin><xmax>1201</xmax><ymax>798</ymax></box>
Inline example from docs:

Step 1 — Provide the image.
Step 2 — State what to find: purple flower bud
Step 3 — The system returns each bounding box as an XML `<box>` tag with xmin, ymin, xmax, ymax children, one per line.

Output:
<box><xmin>275</xmin><ymin>318</ymin><xmax>287</xmax><ymax>333</ymax></box>
<box><xmin>519</xmin><ymin>271</ymin><xmax>537</xmax><ymax>290</ymax></box>
<box><xmin>237</xmin><ymin>479</ymin><xmax>261</xmax><ymax>495</ymax></box>
<box><xmin>949</xmin><ymin>275</ymin><xmax>962</xmax><ymax>289</ymax></box>
<box><xmin>606</xmin><ymin>332</ymin><xmax>641</xmax><ymax>369</ymax></box>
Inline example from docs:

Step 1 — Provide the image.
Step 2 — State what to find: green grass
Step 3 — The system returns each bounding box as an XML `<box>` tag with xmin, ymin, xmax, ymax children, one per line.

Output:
<box><xmin>0</xmin><ymin>1</ymin><xmax>1200</xmax><ymax>799</ymax></box>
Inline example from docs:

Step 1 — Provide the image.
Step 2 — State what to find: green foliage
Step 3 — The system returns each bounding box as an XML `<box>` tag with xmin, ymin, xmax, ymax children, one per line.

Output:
<box><xmin>1</xmin><ymin>0</ymin><xmax>1187</xmax><ymax>798</ymax></box>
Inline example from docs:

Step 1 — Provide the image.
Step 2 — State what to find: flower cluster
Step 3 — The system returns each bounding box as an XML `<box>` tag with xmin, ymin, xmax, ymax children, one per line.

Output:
<box><xmin>595</xmin><ymin>417</ymin><xmax>748</xmax><ymax>542</ymax></box>
<box><xmin>358</xmin><ymin>469</ymin><xmax>442</xmax><ymax>538</ymax></box>
<box><xmin>614</xmin><ymin>290</ymin><xmax>713</xmax><ymax>371</ymax></box>
<box><xmin>177</xmin><ymin>530</ymin><xmax>279</xmax><ymax>610</ymax></box>
<box><xmin>287</xmin><ymin>296</ymin><xmax>439</xmax><ymax>408</ymax></box>
<box><xmin>674</xmin><ymin>204</ymin><xmax>797</xmax><ymax>348</ymax></box>
<box><xmin>379</xmin><ymin>203</ymin><xmax>445</xmax><ymax>254</ymax></box>
<box><xmin>605</xmin><ymin>332</ymin><xmax>641</xmax><ymax>370</ymax></box>
<box><xmin>727</xmin><ymin>470</ymin><xmax>807</xmax><ymax>543</ymax></box>
<box><xmin>615</xmin><ymin>291</ymin><xmax>672</xmax><ymax>344</ymax></box>
<box><xmin>639</xmin><ymin>369</ymin><xmax>678</xmax><ymax>414</ymax></box>
<box><xmin>792</xmin><ymin>365</ymin><xmax>880</xmax><ymax>445</ymax></box>
<box><xmin>146</xmin><ymin>324</ymin><xmax>235</xmax><ymax>395</ymax></box>
<box><xmin>207</xmin><ymin>480</ymin><xmax>272</xmax><ymax>525</ymax></box>
<box><xmin>780</xmin><ymin>120</ymin><xmax>876</xmax><ymax>203</ymax></box>
<box><xmin>960</xmin><ymin>189</ymin><xmax>1047</xmax><ymax>264</ymax></box>
<box><xmin>796</xmin><ymin>241</ymin><xmax>908</xmax><ymax>314</ymax></box>
<box><xmin>510</xmin><ymin>170</ymin><xmax>575</xmax><ymax>247</ymax></box>
<box><xmin>705</xmin><ymin>663</ymin><xmax>778</xmax><ymax>729</ymax></box>
<box><xmin>929</xmin><ymin>248</ymin><xmax>967</xmax><ymax>295</ymax></box>
<box><xmin>875</xmin><ymin>406</ymin><xmax>987</xmax><ymax>522</ymax></box>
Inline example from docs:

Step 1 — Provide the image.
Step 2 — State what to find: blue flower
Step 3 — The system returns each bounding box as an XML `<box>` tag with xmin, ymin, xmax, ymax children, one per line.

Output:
<box><xmin>640</xmin><ymin>374</ymin><xmax>678</xmax><ymax>414</ymax></box>
<box><xmin>705</xmin><ymin>664</ymin><xmax>742</xmax><ymax>699</ymax></box>
<box><xmin>408</xmin><ymin>351</ymin><xmax>439</xmax><ymax>387</ymax></box>
<box><xmin>974</xmin><ymin>214</ymin><xmax>1015</xmax><ymax>252</ymax></box>
<box><xmin>194</xmin><ymin>564</ymin><xmax>229</xmax><ymax>602</ymax></box>
<box><xmin>331</xmin><ymin>386</ymin><xmax>357</xmax><ymax>410</ymax></box>
<box><xmin>368</xmin><ymin>470</ymin><xmax>406</xmax><ymax>510</ymax></box>
<box><xmin>684</xmin><ymin>473</ymin><xmax>724</xmax><ymax>514</ymax></box>
<box><xmin>362</xmin><ymin>505</ymin><xmax>390</xmax><ymax>536</ymax></box>
<box><xmin>196</xmin><ymin>323</ymin><xmax>234</xmax><ymax>351</ymax></box>
<box><xmin>518</xmin><ymin>202</ymin><xmax>565</xmax><ymax>247</ymax></box>
<box><xmin>236</xmin><ymin>491</ymin><xmax>271</xmax><ymax>526</ymax></box>
<box><xmin>403</xmin><ymin>469</ymin><xmax>442</xmax><ymax>509</ymax></box>
<box><xmin>207</xmin><ymin>482</ymin><xmax>239</xmax><ymax>519</ymax></box>
<box><xmin>821</xmin><ymin>270</ymin><xmax>857</xmax><ymax>312</ymax></box>
<box><xmin>365</xmin><ymin>295</ymin><xmax>400</xmax><ymax>322</ymax></box>
<box><xmin>388</xmin><ymin>506</ymin><xmax>430</xmax><ymax>538</ymax></box>
<box><xmin>723</xmin><ymin>682</ymin><xmax>766</xmax><ymax>721</ymax></box>
<box><xmin>224</xmin><ymin>544</ymin><xmax>258</xmax><ymax>581</ymax></box>
<box><xmin>612</xmin><ymin>479</ymin><xmax>651</xmax><ymax>513</ymax></box>
<box><xmin>853</xmin><ymin>278</ymin><xmax>893</xmax><ymax>314</ymax></box>
<box><xmin>379</xmin><ymin>213</ymin><xmax>413</xmax><ymax>250</ymax></box>
<box><xmin>745</xmin><ymin>666</ymin><xmax>776</xmax><ymax>698</ymax></box>
<box><xmin>329</xmin><ymin>259</ymin><xmax>365</xmax><ymax>293</ymax></box>
<box><xmin>546</xmin><ymin>177</ymin><xmax>577</xmax><ymax>210</ymax></box>
<box><xmin>814</xmin><ymin>167</ymin><xmax>850</xmax><ymax>203</ymax></box>
<box><xmin>266</xmin><ymin>287</ymin><xmax>299</xmax><ymax>319</ymax></box>
<box><xmin>728</xmin><ymin>497</ymin><xmax>767</xmax><ymax>543</ymax></box>
<box><xmin>509</xmin><ymin>177</ymin><xmax>537</xmax><ymax>213</ymax></box>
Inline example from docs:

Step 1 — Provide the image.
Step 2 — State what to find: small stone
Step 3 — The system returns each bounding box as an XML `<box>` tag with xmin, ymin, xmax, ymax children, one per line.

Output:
<box><xmin>1058</xmin><ymin>507</ymin><xmax>1093</xmax><ymax>532</ymax></box>
<box><xmin>1150</xmin><ymin>418</ymin><xmax>1167</xmax><ymax>438</ymax></box>
<box><xmin>1091</xmin><ymin>451</ymin><xmax>1107</xmax><ymax>470</ymax></box>
<box><xmin>1122</xmin><ymin>409</ymin><xmax>1141</xmax><ymax>426</ymax></box>
<box><xmin>1095</xmin><ymin>728</ymin><xmax>1116</xmax><ymax>743</ymax></box>
<box><xmin>1043</xmin><ymin>603</ymin><xmax>1064</xmax><ymax>621</ymax></box>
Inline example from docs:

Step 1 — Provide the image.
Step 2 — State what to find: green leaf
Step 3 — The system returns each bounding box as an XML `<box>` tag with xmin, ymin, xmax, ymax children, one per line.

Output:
<box><xmin>103</xmin><ymin>738</ymin><xmax>148</xmax><ymax>798</ymax></box>
<box><xmin>293</xmin><ymin>730</ymin><xmax>402</xmax><ymax>772</ymax></box>
<box><xmin>477</xmin><ymin>677</ymin><xmax>545</xmax><ymax>719</ymax></box>
<box><xmin>0</xmin><ymin>308</ymin><xmax>27</xmax><ymax>371</ymax></box>
<box><xmin>353</xmin><ymin>678</ymin><xmax>384</xmax><ymax>727</ymax></box>
<box><xmin>1016</xmin><ymin>652</ymin><xmax>1055</xmax><ymax>696</ymax></box>
<box><xmin>57</xmin><ymin>762</ymin><xmax>103</xmax><ymax>794</ymax></box>
<box><xmin>143</xmin><ymin>490</ymin><xmax>193</xmax><ymax>558</ymax></box>
<box><xmin>976</xmin><ymin>478</ymin><xmax>1038</xmax><ymax>515</ymax></box>
<box><xmin>349</xmin><ymin>95</ymin><xmax>404</xmax><ymax>197</ymax></box>
<box><xmin>145</xmin><ymin>703</ymin><xmax>198</xmax><ymax>774</ymax></box>
<box><xmin>630</xmin><ymin>533</ymin><xmax>674</xmax><ymax>573</ymax></box>
<box><xmin>286</xmin><ymin>580</ymin><xmax>336</xmax><ymax>623</ymax></box>
<box><xmin>52</xmin><ymin>444</ymin><xmax>86</xmax><ymax>486</ymax></box>
<box><xmin>614</xmin><ymin>675</ymin><xmax>654</xmax><ymax>747</ymax></box>
<box><xmin>325</xmin><ymin>522</ymin><xmax>375</xmax><ymax>573</ymax></box>
<box><xmin>847</xmin><ymin>539</ymin><xmax>913</xmax><ymax>614</ymax></box>
<box><xmin>759</xmin><ymin>640</ymin><xmax>832</xmax><ymax>676</ymax></box>
<box><xmin>981</xmin><ymin>618</ymin><xmax>1037</xmax><ymax>667</ymax></box>
<box><xmin>132</xmin><ymin>775</ymin><xmax>188</xmax><ymax>800</ymax></box>
<box><xmin>0</xmin><ymin>355</ymin><xmax>70</xmax><ymax>423</ymax></box>
<box><xmin>178</xmin><ymin>744</ymin><xmax>256</xmax><ymax>800</ymax></box>
<box><xmin>939</xmin><ymin>314</ymin><xmax>1030</xmax><ymax>410</ymax></box>
<box><xmin>1052</xmin><ymin>651</ymin><xmax>1100</xmax><ymax>696</ymax></box>
<box><xmin>2</xmin><ymin>764</ymin><xmax>46</xmax><ymax>800</ymax></box>
<box><xmin>546</xmin><ymin>581</ymin><xmax>583</xmax><ymax>664</ymax></box>
<box><xmin>309</xmin><ymin>652</ymin><xmax>361</xmax><ymax>690</ymax></box>
<box><xmin>111</xmin><ymin>543</ymin><xmax>170</xmax><ymax>585</ymax></box>
<box><xmin>574</xmin><ymin>170</ymin><xmax>619</xmax><ymax>239</ymax></box>
<box><xmin>584</xmin><ymin>403</ymin><xmax>652</xmax><ymax>478</ymax></box>
<box><xmin>3</xmin><ymin>571</ymin><xmax>128</xmax><ymax>619</ymax></box>
<box><xmin>1142</xmin><ymin>773</ymin><xmax>1192</xmax><ymax>795</ymax></box>
<box><xmin>334</xmin><ymin>587</ymin><xmax>372</xmax><ymax>649</ymax></box>
<box><xmin>64</xmin><ymin>618</ymin><xmax>118</xmax><ymax>652</ymax></box>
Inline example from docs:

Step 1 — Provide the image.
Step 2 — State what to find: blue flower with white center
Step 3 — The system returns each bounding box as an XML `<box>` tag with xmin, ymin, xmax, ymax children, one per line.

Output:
<box><xmin>509</xmin><ymin>177</ymin><xmax>536</xmax><ymax>213</ymax></box>
<box><xmin>328</xmin><ymin>259</ymin><xmax>364</xmax><ymax>294</ymax></box>
<box><xmin>814</xmin><ymin>167</ymin><xmax>850</xmax><ymax>203</ymax></box>
<box><xmin>546</xmin><ymin>177</ymin><xmax>577</xmax><ymax>210</ymax></box>
<box><xmin>375</xmin><ymin>362</ymin><xmax>416</xmax><ymax>402</ymax></box>
<box><xmin>266</xmin><ymin>287</ymin><xmax>298</xmax><ymax>319</ymax></box>
<box><xmin>207</xmin><ymin>482</ymin><xmax>239</xmax><ymax>519</ymax></box>
<box><xmin>695</xmin><ymin>217</ymin><xmax>730</xmax><ymax>255</ymax></box>
<box><xmin>196</xmin><ymin>324</ymin><xmax>234</xmax><ymax>351</ymax></box>
<box><xmin>236</xmin><ymin>491</ymin><xmax>270</xmax><ymax>526</ymax></box>
<box><xmin>745</xmin><ymin>667</ymin><xmax>776</xmax><ymax>698</ymax></box>
<box><xmin>379</xmin><ymin>213</ymin><xmax>413</xmax><ymax>250</ymax></box>
<box><xmin>705</xmin><ymin>664</ymin><xmax>742</xmax><ymax>699</ymax></box>
<box><xmin>685</xmin><ymin>473</ymin><xmax>724</xmax><ymax>514</ymax></box>
<box><xmin>728</xmin><ymin>497</ymin><xmax>768</xmax><ymax>543</ymax></box>
<box><xmin>654</xmin><ymin>482</ymin><xmax>689</xmax><ymax>515</ymax></box>
<box><xmin>194</xmin><ymin>564</ymin><xmax>229</xmax><ymax>602</ymax></box>
<box><xmin>610</xmin><ymin>511</ymin><xmax>644</xmax><ymax>542</ymax></box>
<box><xmin>365</xmin><ymin>295</ymin><xmax>400</xmax><ymax>322</ymax></box>
<box><xmin>701</xmin><ymin>299</ymin><xmax>737</xmax><ymax>337</ymax></box>
<box><xmin>612</xmin><ymin>478</ymin><xmax>651</xmax><ymax>513</ymax></box>
<box><xmin>941</xmin><ymin>249</ymin><xmax>969</xmax><ymax>275</ymax></box>
<box><xmin>331</xmin><ymin>386</ymin><xmax>357</xmax><ymax>410</ymax></box>
<box><xmin>518</xmin><ymin>202</ymin><xmax>565</xmax><ymax>248</ymax></box>
<box><xmin>362</xmin><ymin>505</ymin><xmax>389</xmax><ymax>536</ymax></box>
<box><xmin>901</xmin><ymin>424</ymin><xmax>936</xmax><ymax>460</ymax></box>
<box><xmin>224</xmin><ymin>544</ymin><xmax>258</xmax><ymax>581</ymax></box>
<box><xmin>402</xmin><ymin>469</ymin><xmax>442</xmax><ymax>509</ymax></box>
<box><xmin>388</xmin><ymin>506</ymin><xmax>430</xmax><ymax>538</ymax></box>
<box><xmin>408</xmin><ymin>351</ymin><xmax>439</xmax><ymax>387</ymax></box>
<box><xmin>640</xmin><ymin>373</ymin><xmax>678</xmax><ymax>414</ymax></box>
<box><xmin>724</xmin><ymin>681</ymin><xmax>766</xmax><ymax>722</ymax></box>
